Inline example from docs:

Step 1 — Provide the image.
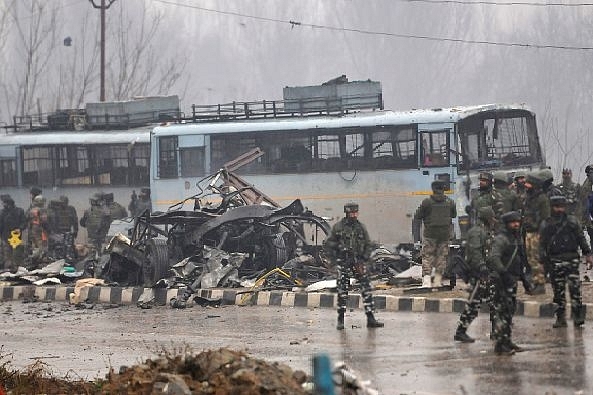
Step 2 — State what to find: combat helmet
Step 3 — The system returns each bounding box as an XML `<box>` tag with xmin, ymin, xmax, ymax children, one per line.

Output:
<box><xmin>32</xmin><ymin>195</ymin><xmax>46</xmax><ymax>207</ymax></box>
<box><xmin>344</xmin><ymin>201</ymin><xmax>359</xmax><ymax>214</ymax></box>
<box><xmin>493</xmin><ymin>171</ymin><xmax>509</xmax><ymax>185</ymax></box>
<box><xmin>477</xmin><ymin>206</ymin><xmax>496</xmax><ymax>222</ymax></box>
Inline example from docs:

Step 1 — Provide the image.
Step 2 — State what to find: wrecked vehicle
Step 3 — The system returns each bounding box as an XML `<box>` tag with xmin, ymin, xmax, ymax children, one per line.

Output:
<box><xmin>100</xmin><ymin>149</ymin><xmax>331</xmax><ymax>289</ymax></box>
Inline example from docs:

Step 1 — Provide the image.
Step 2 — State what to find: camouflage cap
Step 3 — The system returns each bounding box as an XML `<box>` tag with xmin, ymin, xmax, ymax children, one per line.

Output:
<box><xmin>431</xmin><ymin>180</ymin><xmax>446</xmax><ymax>191</ymax></box>
<box><xmin>344</xmin><ymin>201</ymin><xmax>359</xmax><ymax>213</ymax></box>
<box><xmin>513</xmin><ymin>171</ymin><xmax>527</xmax><ymax>180</ymax></box>
<box><xmin>478</xmin><ymin>172</ymin><xmax>493</xmax><ymax>181</ymax></box>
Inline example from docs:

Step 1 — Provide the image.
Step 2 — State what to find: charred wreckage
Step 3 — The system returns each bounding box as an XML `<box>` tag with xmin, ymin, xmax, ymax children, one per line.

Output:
<box><xmin>0</xmin><ymin>149</ymin><xmax>417</xmax><ymax>306</ymax></box>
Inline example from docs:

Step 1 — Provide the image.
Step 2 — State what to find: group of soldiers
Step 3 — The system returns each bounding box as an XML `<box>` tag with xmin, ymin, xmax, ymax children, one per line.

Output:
<box><xmin>413</xmin><ymin>167</ymin><xmax>593</xmax><ymax>356</ymax></box>
<box><xmin>0</xmin><ymin>187</ymin><xmax>151</xmax><ymax>272</ymax></box>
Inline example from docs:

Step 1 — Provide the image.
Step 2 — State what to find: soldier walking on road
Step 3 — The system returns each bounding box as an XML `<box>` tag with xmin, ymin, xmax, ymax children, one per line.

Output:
<box><xmin>488</xmin><ymin>211</ymin><xmax>530</xmax><ymax>355</ymax></box>
<box><xmin>539</xmin><ymin>196</ymin><xmax>593</xmax><ymax>328</ymax></box>
<box><xmin>323</xmin><ymin>202</ymin><xmax>384</xmax><ymax>330</ymax></box>
<box><xmin>556</xmin><ymin>169</ymin><xmax>580</xmax><ymax>216</ymax></box>
<box><xmin>469</xmin><ymin>172</ymin><xmax>494</xmax><ymax>226</ymax></box>
<box><xmin>80</xmin><ymin>193</ymin><xmax>111</xmax><ymax>253</ymax></box>
<box><xmin>522</xmin><ymin>172</ymin><xmax>551</xmax><ymax>294</ymax></box>
<box><xmin>454</xmin><ymin>207</ymin><xmax>497</xmax><ymax>343</ymax></box>
<box><xmin>413</xmin><ymin>180</ymin><xmax>457</xmax><ymax>287</ymax></box>
<box><xmin>26</xmin><ymin>195</ymin><xmax>50</xmax><ymax>266</ymax></box>
<box><xmin>104</xmin><ymin>192</ymin><xmax>128</xmax><ymax>220</ymax></box>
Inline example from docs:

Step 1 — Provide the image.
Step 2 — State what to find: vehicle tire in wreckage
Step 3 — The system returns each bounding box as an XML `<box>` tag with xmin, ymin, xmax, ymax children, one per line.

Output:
<box><xmin>262</xmin><ymin>233</ymin><xmax>288</xmax><ymax>270</ymax></box>
<box><xmin>143</xmin><ymin>238</ymin><xmax>170</xmax><ymax>287</ymax></box>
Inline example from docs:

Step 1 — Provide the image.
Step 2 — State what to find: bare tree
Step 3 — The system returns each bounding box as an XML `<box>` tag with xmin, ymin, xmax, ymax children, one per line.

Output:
<box><xmin>107</xmin><ymin>2</ymin><xmax>188</xmax><ymax>100</ymax></box>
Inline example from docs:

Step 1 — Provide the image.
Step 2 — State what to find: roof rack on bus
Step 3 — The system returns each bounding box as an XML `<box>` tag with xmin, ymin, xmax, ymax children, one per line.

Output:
<box><xmin>185</xmin><ymin>94</ymin><xmax>384</xmax><ymax>123</ymax></box>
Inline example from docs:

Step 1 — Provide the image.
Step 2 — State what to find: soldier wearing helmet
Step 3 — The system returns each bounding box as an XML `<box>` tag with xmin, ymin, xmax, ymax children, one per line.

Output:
<box><xmin>487</xmin><ymin>211</ymin><xmax>530</xmax><ymax>355</ymax></box>
<box><xmin>522</xmin><ymin>171</ymin><xmax>551</xmax><ymax>295</ymax></box>
<box><xmin>468</xmin><ymin>172</ymin><xmax>494</xmax><ymax>226</ymax></box>
<box><xmin>540</xmin><ymin>195</ymin><xmax>593</xmax><ymax>328</ymax></box>
<box><xmin>413</xmin><ymin>179</ymin><xmax>457</xmax><ymax>288</ymax></box>
<box><xmin>80</xmin><ymin>193</ymin><xmax>111</xmax><ymax>252</ymax></box>
<box><xmin>323</xmin><ymin>202</ymin><xmax>383</xmax><ymax>330</ymax></box>
<box><xmin>26</xmin><ymin>194</ymin><xmax>50</xmax><ymax>267</ymax></box>
<box><xmin>555</xmin><ymin>168</ymin><xmax>580</xmax><ymax>216</ymax></box>
<box><xmin>491</xmin><ymin>171</ymin><xmax>520</xmax><ymax>224</ymax></box>
<box><xmin>454</xmin><ymin>206</ymin><xmax>496</xmax><ymax>343</ymax></box>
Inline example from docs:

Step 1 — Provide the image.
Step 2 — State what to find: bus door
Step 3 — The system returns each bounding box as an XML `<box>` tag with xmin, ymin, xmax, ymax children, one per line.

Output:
<box><xmin>418</xmin><ymin>123</ymin><xmax>455</xmax><ymax>191</ymax></box>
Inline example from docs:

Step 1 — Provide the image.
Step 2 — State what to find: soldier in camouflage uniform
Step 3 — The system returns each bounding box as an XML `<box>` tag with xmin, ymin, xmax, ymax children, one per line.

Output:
<box><xmin>556</xmin><ymin>169</ymin><xmax>580</xmax><ymax>216</ymax></box>
<box><xmin>129</xmin><ymin>188</ymin><xmax>152</xmax><ymax>217</ymax></box>
<box><xmin>48</xmin><ymin>196</ymin><xmax>78</xmax><ymax>262</ymax></box>
<box><xmin>103</xmin><ymin>192</ymin><xmax>128</xmax><ymax>220</ymax></box>
<box><xmin>488</xmin><ymin>211</ymin><xmax>529</xmax><ymax>355</ymax></box>
<box><xmin>26</xmin><ymin>195</ymin><xmax>50</xmax><ymax>266</ymax></box>
<box><xmin>454</xmin><ymin>207</ymin><xmax>497</xmax><ymax>343</ymax></box>
<box><xmin>577</xmin><ymin>165</ymin><xmax>593</xmax><ymax>242</ymax></box>
<box><xmin>511</xmin><ymin>171</ymin><xmax>528</xmax><ymax>211</ymax></box>
<box><xmin>323</xmin><ymin>202</ymin><xmax>384</xmax><ymax>330</ymax></box>
<box><xmin>539</xmin><ymin>196</ymin><xmax>593</xmax><ymax>328</ymax></box>
<box><xmin>522</xmin><ymin>172</ymin><xmax>550</xmax><ymax>294</ymax></box>
<box><xmin>469</xmin><ymin>172</ymin><xmax>494</xmax><ymax>226</ymax></box>
<box><xmin>80</xmin><ymin>193</ymin><xmax>111</xmax><ymax>253</ymax></box>
<box><xmin>491</xmin><ymin>171</ymin><xmax>520</xmax><ymax>224</ymax></box>
<box><xmin>413</xmin><ymin>180</ymin><xmax>457</xmax><ymax>287</ymax></box>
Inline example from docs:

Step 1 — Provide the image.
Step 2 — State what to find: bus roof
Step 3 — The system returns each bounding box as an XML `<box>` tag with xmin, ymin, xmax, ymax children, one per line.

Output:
<box><xmin>0</xmin><ymin>127</ymin><xmax>151</xmax><ymax>145</ymax></box>
<box><xmin>152</xmin><ymin>103</ymin><xmax>534</xmax><ymax>137</ymax></box>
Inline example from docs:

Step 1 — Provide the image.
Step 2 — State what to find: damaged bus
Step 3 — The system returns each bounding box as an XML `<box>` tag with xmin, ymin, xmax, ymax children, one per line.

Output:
<box><xmin>150</xmin><ymin>102</ymin><xmax>544</xmax><ymax>244</ymax></box>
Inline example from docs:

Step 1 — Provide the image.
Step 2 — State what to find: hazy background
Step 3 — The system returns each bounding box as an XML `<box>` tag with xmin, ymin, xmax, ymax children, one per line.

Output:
<box><xmin>1</xmin><ymin>0</ymin><xmax>592</xmax><ymax>182</ymax></box>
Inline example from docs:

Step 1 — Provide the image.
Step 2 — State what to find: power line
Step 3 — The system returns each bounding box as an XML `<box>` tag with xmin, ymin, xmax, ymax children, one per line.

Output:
<box><xmin>154</xmin><ymin>0</ymin><xmax>593</xmax><ymax>51</ymax></box>
<box><xmin>396</xmin><ymin>0</ymin><xmax>593</xmax><ymax>6</ymax></box>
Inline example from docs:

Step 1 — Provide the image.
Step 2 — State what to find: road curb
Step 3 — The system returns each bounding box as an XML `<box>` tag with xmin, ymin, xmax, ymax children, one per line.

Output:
<box><xmin>0</xmin><ymin>285</ymin><xmax>591</xmax><ymax>320</ymax></box>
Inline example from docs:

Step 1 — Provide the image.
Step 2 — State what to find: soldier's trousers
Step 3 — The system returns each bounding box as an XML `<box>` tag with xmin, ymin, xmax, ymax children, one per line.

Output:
<box><xmin>525</xmin><ymin>231</ymin><xmax>546</xmax><ymax>286</ymax></box>
<box><xmin>337</xmin><ymin>264</ymin><xmax>375</xmax><ymax>314</ymax></box>
<box><xmin>421</xmin><ymin>238</ymin><xmax>449</xmax><ymax>277</ymax></box>
<box><xmin>491</xmin><ymin>276</ymin><xmax>518</xmax><ymax>348</ymax></box>
<box><xmin>550</xmin><ymin>258</ymin><xmax>583</xmax><ymax>319</ymax></box>
<box><xmin>457</xmin><ymin>277</ymin><xmax>493</xmax><ymax>331</ymax></box>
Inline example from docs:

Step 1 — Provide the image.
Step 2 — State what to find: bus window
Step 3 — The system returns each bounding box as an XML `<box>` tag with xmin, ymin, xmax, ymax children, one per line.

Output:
<box><xmin>180</xmin><ymin>146</ymin><xmax>205</xmax><ymax>177</ymax></box>
<box><xmin>370</xmin><ymin>126</ymin><xmax>417</xmax><ymax>169</ymax></box>
<box><xmin>23</xmin><ymin>146</ymin><xmax>54</xmax><ymax>186</ymax></box>
<box><xmin>95</xmin><ymin>145</ymin><xmax>129</xmax><ymax>185</ymax></box>
<box><xmin>458</xmin><ymin>111</ymin><xmax>540</xmax><ymax>170</ymax></box>
<box><xmin>421</xmin><ymin>130</ymin><xmax>449</xmax><ymax>167</ymax></box>
<box><xmin>158</xmin><ymin>136</ymin><xmax>179</xmax><ymax>178</ymax></box>
<box><xmin>130</xmin><ymin>144</ymin><xmax>150</xmax><ymax>185</ymax></box>
<box><xmin>57</xmin><ymin>146</ymin><xmax>91</xmax><ymax>185</ymax></box>
<box><xmin>0</xmin><ymin>159</ymin><xmax>17</xmax><ymax>186</ymax></box>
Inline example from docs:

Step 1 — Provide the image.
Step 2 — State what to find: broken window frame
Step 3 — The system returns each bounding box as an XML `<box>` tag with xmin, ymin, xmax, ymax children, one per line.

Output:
<box><xmin>457</xmin><ymin>110</ymin><xmax>541</xmax><ymax>172</ymax></box>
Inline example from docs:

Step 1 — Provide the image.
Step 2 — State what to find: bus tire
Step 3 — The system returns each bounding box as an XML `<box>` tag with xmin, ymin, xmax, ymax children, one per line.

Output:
<box><xmin>143</xmin><ymin>238</ymin><xmax>169</xmax><ymax>287</ymax></box>
<box><xmin>263</xmin><ymin>233</ymin><xmax>288</xmax><ymax>270</ymax></box>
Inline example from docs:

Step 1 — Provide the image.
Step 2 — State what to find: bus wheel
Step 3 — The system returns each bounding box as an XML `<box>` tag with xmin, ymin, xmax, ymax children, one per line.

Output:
<box><xmin>143</xmin><ymin>238</ymin><xmax>169</xmax><ymax>287</ymax></box>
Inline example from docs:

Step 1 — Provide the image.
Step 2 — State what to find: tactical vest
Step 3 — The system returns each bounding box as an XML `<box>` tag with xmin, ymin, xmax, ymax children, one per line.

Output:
<box><xmin>427</xmin><ymin>198</ymin><xmax>454</xmax><ymax>227</ymax></box>
<box><xmin>334</xmin><ymin>220</ymin><xmax>369</xmax><ymax>259</ymax></box>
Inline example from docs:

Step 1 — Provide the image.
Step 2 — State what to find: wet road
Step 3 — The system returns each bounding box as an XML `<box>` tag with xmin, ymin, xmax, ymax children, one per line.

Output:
<box><xmin>0</xmin><ymin>301</ymin><xmax>591</xmax><ymax>394</ymax></box>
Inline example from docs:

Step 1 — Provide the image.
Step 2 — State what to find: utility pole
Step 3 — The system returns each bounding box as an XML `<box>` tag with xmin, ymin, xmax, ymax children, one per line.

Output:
<box><xmin>89</xmin><ymin>0</ymin><xmax>117</xmax><ymax>102</ymax></box>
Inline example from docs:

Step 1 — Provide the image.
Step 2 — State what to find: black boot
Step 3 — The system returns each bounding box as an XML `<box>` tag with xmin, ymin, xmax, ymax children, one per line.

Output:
<box><xmin>366</xmin><ymin>312</ymin><xmax>384</xmax><ymax>328</ymax></box>
<box><xmin>337</xmin><ymin>310</ymin><xmax>345</xmax><ymax>330</ymax></box>
<box><xmin>553</xmin><ymin>315</ymin><xmax>567</xmax><ymax>328</ymax></box>
<box><xmin>494</xmin><ymin>342</ymin><xmax>515</xmax><ymax>356</ymax></box>
<box><xmin>574</xmin><ymin>306</ymin><xmax>585</xmax><ymax>327</ymax></box>
<box><xmin>454</xmin><ymin>327</ymin><xmax>475</xmax><ymax>343</ymax></box>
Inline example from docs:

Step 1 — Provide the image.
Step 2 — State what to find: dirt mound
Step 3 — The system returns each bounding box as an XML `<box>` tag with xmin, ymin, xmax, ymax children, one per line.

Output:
<box><xmin>0</xmin><ymin>348</ymin><xmax>309</xmax><ymax>394</ymax></box>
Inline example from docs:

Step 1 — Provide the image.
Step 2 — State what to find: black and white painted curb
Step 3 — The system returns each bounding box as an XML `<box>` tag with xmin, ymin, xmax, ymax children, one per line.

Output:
<box><xmin>0</xmin><ymin>285</ymin><xmax>589</xmax><ymax>320</ymax></box>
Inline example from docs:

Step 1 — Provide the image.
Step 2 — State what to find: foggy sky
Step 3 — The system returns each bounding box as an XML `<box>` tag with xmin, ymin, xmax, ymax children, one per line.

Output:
<box><xmin>1</xmin><ymin>0</ymin><xmax>592</xmax><ymax>182</ymax></box>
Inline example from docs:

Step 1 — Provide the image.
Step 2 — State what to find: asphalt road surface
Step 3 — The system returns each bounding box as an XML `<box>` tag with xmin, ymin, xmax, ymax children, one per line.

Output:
<box><xmin>1</xmin><ymin>301</ymin><xmax>591</xmax><ymax>394</ymax></box>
